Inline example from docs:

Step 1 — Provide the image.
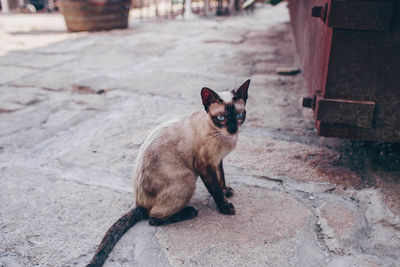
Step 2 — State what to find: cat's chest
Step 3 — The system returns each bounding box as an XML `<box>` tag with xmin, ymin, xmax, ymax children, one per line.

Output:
<box><xmin>196</xmin><ymin>137</ymin><xmax>237</xmax><ymax>166</ymax></box>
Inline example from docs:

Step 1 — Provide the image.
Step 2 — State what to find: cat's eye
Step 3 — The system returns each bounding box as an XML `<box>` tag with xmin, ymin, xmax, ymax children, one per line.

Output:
<box><xmin>217</xmin><ymin>115</ymin><xmax>225</xmax><ymax>121</ymax></box>
<box><xmin>236</xmin><ymin>113</ymin><xmax>243</xmax><ymax>119</ymax></box>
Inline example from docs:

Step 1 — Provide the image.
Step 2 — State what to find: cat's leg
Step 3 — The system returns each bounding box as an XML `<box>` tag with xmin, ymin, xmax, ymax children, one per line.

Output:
<box><xmin>218</xmin><ymin>161</ymin><xmax>234</xmax><ymax>198</ymax></box>
<box><xmin>200</xmin><ymin>166</ymin><xmax>235</xmax><ymax>215</ymax></box>
<box><xmin>149</xmin><ymin>206</ymin><xmax>198</xmax><ymax>226</ymax></box>
<box><xmin>148</xmin><ymin>175</ymin><xmax>197</xmax><ymax>226</ymax></box>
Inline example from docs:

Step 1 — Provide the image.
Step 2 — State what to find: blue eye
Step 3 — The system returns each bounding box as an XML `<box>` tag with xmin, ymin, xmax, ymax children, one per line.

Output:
<box><xmin>217</xmin><ymin>115</ymin><xmax>225</xmax><ymax>121</ymax></box>
<box><xmin>236</xmin><ymin>113</ymin><xmax>243</xmax><ymax>119</ymax></box>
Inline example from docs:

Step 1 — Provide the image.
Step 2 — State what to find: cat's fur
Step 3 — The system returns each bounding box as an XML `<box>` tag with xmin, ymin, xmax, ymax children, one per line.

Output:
<box><xmin>87</xmin><ymin>80</ymin><xmax>250</xmax><ymax>266</ymax></box>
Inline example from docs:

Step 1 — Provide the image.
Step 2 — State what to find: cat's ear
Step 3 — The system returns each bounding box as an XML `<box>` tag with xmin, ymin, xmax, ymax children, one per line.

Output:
<box><xmin>201</xmin><ymin>87</ymin><xmax>222</xmax><ymax>111</ymax></box>
<box><xmin>234</xmin><ymin>79</ymin><xmax>250</xmax><ymax>103</ymax></box>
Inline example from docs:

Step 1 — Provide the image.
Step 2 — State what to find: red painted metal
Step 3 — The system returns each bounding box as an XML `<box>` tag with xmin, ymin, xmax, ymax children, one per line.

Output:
<box><xmin>288</xmin><ymin>0</ymin><xmax>400</xmax><ymax>142</ymax></box>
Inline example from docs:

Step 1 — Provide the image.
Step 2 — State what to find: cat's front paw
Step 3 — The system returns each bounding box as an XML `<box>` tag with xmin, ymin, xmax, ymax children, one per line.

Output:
<box><xmin>218</xmin><ymin>202</ymin><xmax>235</xmax><ymax>215</ymax></box>
<box><xmin>224</xmin><ymin>186</ymin><xmax>234</xmax><ymax>198</ymax></box>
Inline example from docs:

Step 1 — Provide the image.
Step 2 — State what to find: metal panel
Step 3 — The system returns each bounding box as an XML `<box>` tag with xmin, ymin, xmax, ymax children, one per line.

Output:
<box><xmin>288</xmin><ymin>0</ymin><xmax>332</xmax><ymax>99</ymax></box>
<box><xmin>327</xmin><ymin>0</ymin><xmax>394</xmax><ymax>31</ymax></box>
<box><xmin>316</xmin><ymin>98</ymin><xmax>375</xmax><ymax>128</ymax></box>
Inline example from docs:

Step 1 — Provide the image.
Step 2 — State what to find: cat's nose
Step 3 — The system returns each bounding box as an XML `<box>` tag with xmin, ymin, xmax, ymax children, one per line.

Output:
<box><xmin>227</xmin><ymin>125</ymin><xmax>238</xmax><ymax>134</ymax></box>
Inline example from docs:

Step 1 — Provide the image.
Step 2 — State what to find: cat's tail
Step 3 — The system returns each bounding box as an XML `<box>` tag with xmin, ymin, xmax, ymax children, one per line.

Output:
<box><xmin>86</xmin><ymin>206</ymin><xmax>148</xmax><ymax>267</ymax></box>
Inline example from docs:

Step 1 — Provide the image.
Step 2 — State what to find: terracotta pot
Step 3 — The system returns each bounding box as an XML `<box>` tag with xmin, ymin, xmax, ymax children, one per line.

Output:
<box><xmin>131</xmin><ymin>0</ymin><xmax>150</xmax><ymax>9</ymax></box>
<box><xmin>58</xmin><ymin>0</ymin><xmax>132</xmax><ymax>32</ymax></box>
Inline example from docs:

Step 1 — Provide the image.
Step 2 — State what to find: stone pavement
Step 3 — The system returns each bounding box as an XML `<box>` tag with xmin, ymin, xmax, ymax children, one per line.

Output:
<box><xmin>1</xmin><ymin>4</ymin><xmax>400</xmax><ymax>267</ymax></box>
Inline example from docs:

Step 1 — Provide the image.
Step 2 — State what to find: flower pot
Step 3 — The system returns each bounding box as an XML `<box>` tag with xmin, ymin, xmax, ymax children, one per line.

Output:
<box><xmin>58</xmin><ymin>0</ymin><xmax>132</xmax><ymax>32</ymax></box>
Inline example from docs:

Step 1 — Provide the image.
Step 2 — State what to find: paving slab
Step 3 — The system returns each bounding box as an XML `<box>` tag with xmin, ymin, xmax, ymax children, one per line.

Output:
<box><xmin>317</xmin><ymin>202</ymin><xmax>358</xmax><ymax>253</ymax></box>
<box><xmin>1</xmin><ymin>3</ymin><xmax>399</xmax><ymax>267</ymax></box>
<box><xmin>156</xmin><ymin>185</ymin><xmax>313</xmax><ymax>267</ymax></box>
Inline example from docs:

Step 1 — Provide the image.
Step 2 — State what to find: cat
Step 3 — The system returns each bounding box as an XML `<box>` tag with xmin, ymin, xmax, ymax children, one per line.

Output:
<box><xmin>87</xmin><ymin>79</ymin><xmax>250</xmax><ymax>266</ymax></box>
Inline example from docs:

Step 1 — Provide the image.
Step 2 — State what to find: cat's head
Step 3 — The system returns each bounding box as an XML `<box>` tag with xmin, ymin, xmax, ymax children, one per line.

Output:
<box><xmin>201</xmin><ymin>79</ymin><xmax>250</xmax><ymax>137</ymax></box>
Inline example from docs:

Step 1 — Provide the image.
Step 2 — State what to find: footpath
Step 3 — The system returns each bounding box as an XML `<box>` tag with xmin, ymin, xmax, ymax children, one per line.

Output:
<box><xmin>1</xmin><ymin>4</ymin><xmax>399</xmax><ymax>266</ymax></box>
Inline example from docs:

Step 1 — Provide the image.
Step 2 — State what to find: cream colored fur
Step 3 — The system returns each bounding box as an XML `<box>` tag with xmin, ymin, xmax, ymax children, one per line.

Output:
<box><xmin>133</xmin><ymin>91</ymin><xmax>244</xmax><ymax>219</ymax></box>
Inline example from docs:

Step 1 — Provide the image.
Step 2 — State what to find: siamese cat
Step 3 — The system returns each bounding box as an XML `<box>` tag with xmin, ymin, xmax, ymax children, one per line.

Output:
<box><xmin>87</xmin><ymin>79</ymin><xmax>250</xmax><ymax>266</ymax></box>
